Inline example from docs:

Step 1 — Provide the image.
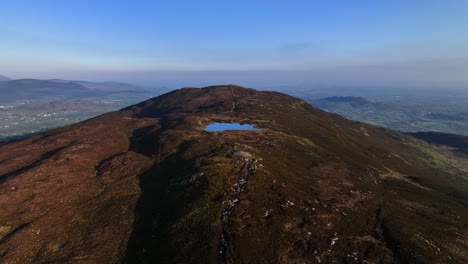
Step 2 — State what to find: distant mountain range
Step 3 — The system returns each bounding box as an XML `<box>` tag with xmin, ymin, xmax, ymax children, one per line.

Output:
<box><xmin>0</xmin><ymin>75</ymin><xmax>10</xmax><ymax>82</ymax></box>
<box><xmin>316</xmin><ymin>96</ymin><xmax>376</xmax><ymax>107</ymax></box>
<box><xmin>0</xmin><ymin>78</ymin><xmax>143</xmax><ymax>103</ymax></box>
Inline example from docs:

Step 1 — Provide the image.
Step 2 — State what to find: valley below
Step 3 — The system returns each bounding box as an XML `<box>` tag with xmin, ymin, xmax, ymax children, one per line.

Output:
<box><xmin>0</xmin><ymin>78</ymin><xmax>160</xmax><ymax>142</ymax></box>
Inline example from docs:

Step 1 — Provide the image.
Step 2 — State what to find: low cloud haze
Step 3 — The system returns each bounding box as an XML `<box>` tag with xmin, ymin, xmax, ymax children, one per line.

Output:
<box><xmin>4</xmin><ymin>59</ymin><xmax>467</xmax><ymax>90</ymax></box>
<box><xmin>0</xmin><ymin>1</ymin><xmax>467</xmax><ymax>89</ymax></box>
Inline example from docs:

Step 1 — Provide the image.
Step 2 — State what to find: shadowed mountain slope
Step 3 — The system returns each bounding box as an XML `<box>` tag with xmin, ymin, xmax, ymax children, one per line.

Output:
<box><xmin>0</xmin><ymin>85</ymin><xmax>466</xmax><ymax>263</ymax></box>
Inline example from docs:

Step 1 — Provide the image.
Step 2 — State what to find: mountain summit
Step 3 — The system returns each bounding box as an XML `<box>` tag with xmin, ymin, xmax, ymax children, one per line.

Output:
<box><xmin>0</xmin><ymin>85</ymin><xmax>466</xmax><ymax>263</ymax></box>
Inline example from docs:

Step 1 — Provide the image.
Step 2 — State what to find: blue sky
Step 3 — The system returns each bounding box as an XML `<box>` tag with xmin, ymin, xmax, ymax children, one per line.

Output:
<box><xmin>1</xmin><ymin>0</ymin><xmax>467</xmax><ymax>86</ymax></box>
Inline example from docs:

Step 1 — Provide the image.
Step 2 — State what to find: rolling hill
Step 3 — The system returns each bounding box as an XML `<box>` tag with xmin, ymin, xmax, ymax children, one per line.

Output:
<box><xmin>409</xmin><ymin>132</ymin><xmax>468</xmax><ymax>155</ymax></box>
<box><xmin>314</xmin><ymin>96</ymin><xmax>376</xmax><ymax>107</ymax></box>
<box><xmin>0</xmin><ymin>75</ymin><xmax>10</xmax><ymax>82</ymax></box>
<box><xmin>0</xmin><ymin>79</ymin><xmax>141</xmax><ymax>103</ymax></box>
<box><xmin>0</xmin><ymin>85</ymin><xmax>466</xmax><ymax>263</ymax></box>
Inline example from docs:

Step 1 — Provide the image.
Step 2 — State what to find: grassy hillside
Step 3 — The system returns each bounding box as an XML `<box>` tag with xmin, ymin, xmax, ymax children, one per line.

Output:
<box><xmin>0</xmin><ymin>86</ymin><xmax>466</xmax><ymax>263</ymax></box>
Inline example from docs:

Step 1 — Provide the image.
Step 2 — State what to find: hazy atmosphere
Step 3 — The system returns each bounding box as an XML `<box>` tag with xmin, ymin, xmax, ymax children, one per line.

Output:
<box><xmin>1</xmin><ymin>1</ymin><xmax>468</xmax><ymax>263</ymax></box>
<box><xmin>1</xmin><ymin>0</ymin><xmax>468</xmax><ymax>87</ymax></box>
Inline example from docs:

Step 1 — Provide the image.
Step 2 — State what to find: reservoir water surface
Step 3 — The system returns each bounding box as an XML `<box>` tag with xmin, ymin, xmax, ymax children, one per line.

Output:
<box><xmin>205</xmin><ymin>122</ymin><xmax>260</xmax><ymax>132</ymax></box>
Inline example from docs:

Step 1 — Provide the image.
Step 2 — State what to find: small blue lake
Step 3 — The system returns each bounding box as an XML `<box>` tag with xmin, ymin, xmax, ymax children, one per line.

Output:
<box><xmin>205</xmin><ymin>122</ymin><xmax>260</xmax><ymax>132</ymax></box>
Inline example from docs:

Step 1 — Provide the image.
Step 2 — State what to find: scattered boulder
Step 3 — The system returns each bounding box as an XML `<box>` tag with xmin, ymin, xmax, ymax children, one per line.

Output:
<box><xmin>233</xmin><ymin>151</ymin><xmax>252</xmax><ymax>159</ymax></box>
<box><xmin>53</xmin><ymin>242</ymin><xmax>67</xmax><ymax>251</ymax></box>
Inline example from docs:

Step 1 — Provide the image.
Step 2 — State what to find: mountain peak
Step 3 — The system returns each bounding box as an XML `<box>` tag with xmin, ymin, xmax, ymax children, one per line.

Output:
<box><xmin>0</xmin><ymin>85</ymin><xmax>466</xmax><ymax>263</ymax></box>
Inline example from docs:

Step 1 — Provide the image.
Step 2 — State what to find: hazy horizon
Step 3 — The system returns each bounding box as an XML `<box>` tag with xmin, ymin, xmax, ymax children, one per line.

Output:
<box><xmin>1</xmin><ymin>1</ymin><xmax>468</xmax><ymax>87</ymax></box>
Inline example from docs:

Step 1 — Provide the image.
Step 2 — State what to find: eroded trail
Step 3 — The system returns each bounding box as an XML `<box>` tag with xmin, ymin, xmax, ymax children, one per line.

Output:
<box><xmin>230</xmin><ymin>86</ymin><xmax>236</xmax><ymax>112</ymax></box>
<box><xmin>215</xmin><ymin>154</ymin><xmax>257</xmax><ymax>263</ymax></box>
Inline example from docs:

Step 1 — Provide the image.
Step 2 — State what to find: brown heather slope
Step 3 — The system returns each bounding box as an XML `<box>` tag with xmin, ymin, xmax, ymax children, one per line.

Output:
<box><xmin>0</xmin><ymin>85</ymin><xmax>467</xmax><ymax>263</ymax></box>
